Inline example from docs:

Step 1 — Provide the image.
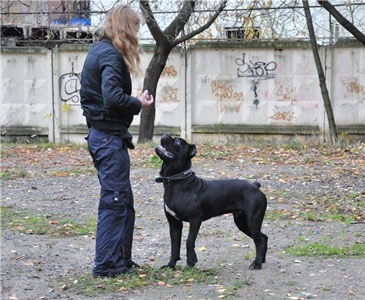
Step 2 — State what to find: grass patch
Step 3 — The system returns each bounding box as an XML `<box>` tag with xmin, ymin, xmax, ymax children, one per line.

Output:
<box><xmin>198</xmin><ymin>143</ymin><xmax>231</xmax><ymax>160</ymax></box>
<box><xmin>63</xmin><ymin>266</ymin><xmax>218</xmax><ymax>297</ymax></box>
<box><xmin>1</xmin><ymin>142</ymin><xmax>93</xmax><ymax>179</ymax></box>
<box><xmin>146</xmin><ymin>154</ymin><xmax>162</xmax><ymax>169</ymax></box>
<box><xmin>1</xmin><ymin>206</ymin><xmax>96</xmax><ymax>237</ymax></box>
<box><xmin>266</xmin><ymin>209</ymin><xmax>361</xmax><ymax>224</ymax></box>
<box><xmin>46</xmin><ymin>167</ymin><xmax>96</xmax><ymax>177</ymax></box>
<box><xmin>298</xmin><ymin>208</ymin><xmax>361</xmax><ymax>224</ymax></box>
<box><xmin>0</xmin><ymin>168</ymin><xmax>28</xmax><ymax>180</ymax></box>
<box><xmin>286</xmin><ymin>242</ymin><xmax>365</xmax><ymax>257</ymax></box>
<box><xmin>265</xmin><ymin>190</ymin><xmax>364</xmax><ymax>224</ymax></box>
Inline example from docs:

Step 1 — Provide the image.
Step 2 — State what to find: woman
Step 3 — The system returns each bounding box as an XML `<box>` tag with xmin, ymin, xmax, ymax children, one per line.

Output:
<box><xmin>80</xmin><ymin>5</ymin><xmax>154</xmax><ymax>278</ymax></box>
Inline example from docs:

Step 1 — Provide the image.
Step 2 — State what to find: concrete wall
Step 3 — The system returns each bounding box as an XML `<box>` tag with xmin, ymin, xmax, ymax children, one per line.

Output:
<box><xmin>1</xmin><ymin>48</ymin><xmax>51</xmax><ymax>136</ymax></box>
<box><xmin>1</xmin><ymin>40</ymin><xmax>364</xmax><ymax>145</ymax></box>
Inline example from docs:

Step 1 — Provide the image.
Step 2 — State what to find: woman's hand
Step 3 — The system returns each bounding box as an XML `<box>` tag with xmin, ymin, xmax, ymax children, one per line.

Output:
<box><xmin>140</xmin><ymin>90</ymin><xmax>154</xmax><ymax>108</ymax></box>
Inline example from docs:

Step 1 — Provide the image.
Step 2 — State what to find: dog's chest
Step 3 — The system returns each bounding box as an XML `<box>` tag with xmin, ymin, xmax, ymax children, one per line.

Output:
<box><xmin>164</xmin><ymin>203</ymin><xmax>181</xmax><ymax>220</ymax></box>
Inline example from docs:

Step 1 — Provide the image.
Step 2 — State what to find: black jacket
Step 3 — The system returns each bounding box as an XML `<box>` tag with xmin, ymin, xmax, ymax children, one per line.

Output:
<box><xmin>80</xmin><ymin>38</ymin><xmax>142</xmax><ymax>132</ymax></box>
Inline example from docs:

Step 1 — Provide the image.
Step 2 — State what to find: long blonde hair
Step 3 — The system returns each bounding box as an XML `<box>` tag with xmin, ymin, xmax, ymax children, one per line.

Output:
<box><xmin>102</xmin><ymin>5</ymin><xmax>142</xmax><ymax>77</ymax></box>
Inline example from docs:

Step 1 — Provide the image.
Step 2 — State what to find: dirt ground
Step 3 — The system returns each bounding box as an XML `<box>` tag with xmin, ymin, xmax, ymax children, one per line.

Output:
<box><xmin>1</xmin><ymin>142</ymin><xmax>364</xmax><ymax>300</ymax></box>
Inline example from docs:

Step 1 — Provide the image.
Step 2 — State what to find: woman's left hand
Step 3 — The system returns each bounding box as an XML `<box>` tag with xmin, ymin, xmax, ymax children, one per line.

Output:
<box><xmin>140</xmin><ymin>90</ymin><xmax>154</xmax><ymax>108</ymax></box>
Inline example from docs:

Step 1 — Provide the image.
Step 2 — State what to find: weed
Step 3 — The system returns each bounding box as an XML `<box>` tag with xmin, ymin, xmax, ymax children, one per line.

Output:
<box><xmin>0</xmin><ymin>167</ymin><xmax>28</xmax><ymax>180</ymax></box>
<box><xmin>244</xmin><ymin>252</ymin><xmax>255</xmax><ymax>260</ymax></box>
<box><xmin>286</xmin><ymin>281</ymin><xmax>299</xmax><ymax>287</ymax></box>
<box><xmin>282</xmin><ymin>138</ymin><xmax>305</xmax><ymax>152</ymax></box>
<box><xmin>321</xmin><ymin>285</ymin><xmax>330</xmax><ymax>291</ymax></box>
<box><xmin>285</xmin><ymin>242</ymin><xmax>365</xmax><ymax>257</ymax></box>
<box><xmin>217</xmin><ymin>280</ymin><xmax>242</xmax><ymax>297</ymax></box>
<box><xmin>63</xmin><ymin>266</ymin><xmax>218</xmax><ymax>297</ymax></box>
<box><xmin>303</xmin><ymin>157</ymin><xmax>316</xmax><ymax>164</ymax></box>
<box><xmin>1</xmin><ymin>206</ymin><xmax>96</xmax><ymax>237</ymax></box>
<box><xmin>147</xmin><ymin>155</ymin><xmax>162</xmax><ymax>168</ymax></box>
<box><xmin>47</xmin><ymin>167</ymin><xmax>96</xmax><ymax>177</ymax></box>
<box><xmin>0</xmin><ymin>171</ymin><xmax>12</xmax><ymax>180</ymax></box>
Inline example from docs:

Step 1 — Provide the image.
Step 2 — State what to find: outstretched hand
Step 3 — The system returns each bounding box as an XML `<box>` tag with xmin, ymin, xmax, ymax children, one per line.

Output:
<box><xmin>140</xmin><ymin>90</ymin><xmax>154</xmax><ymax>108</ymax></box>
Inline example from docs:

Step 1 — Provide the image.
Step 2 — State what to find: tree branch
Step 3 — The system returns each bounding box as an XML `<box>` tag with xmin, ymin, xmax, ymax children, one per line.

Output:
<box><xmin>317</xmin><ymin>0</ymin><xmax>365</xmax><ymax>44</ymax></box>
<box><xmin>172</xmin><ymin>0</ymin><xmax>227</xmax><ymax>47</ymax></box>
<box><xmin>164</xmin><ymin>1</ymin><xmax>195</xmax><ymax>42</ymax></box>
<box><xmin>139</xmin><ymin>0</ymin><xmax>167</xmax><ymax>44</ymax></box>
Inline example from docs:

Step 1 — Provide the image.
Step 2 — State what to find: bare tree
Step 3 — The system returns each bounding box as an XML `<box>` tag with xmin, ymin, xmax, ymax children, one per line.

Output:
<box><xmin>303</xmin><ymin>0</ymin><xmax>338</xmax><ymax>145</ymax></box>
<box><xmin>317</xmin><ymin>0</ymin><xmax>365</xmax><ymax>44</ymax></box>
<box><xmin>138</xmin><ymin>0</ymin><xmax>227</xmax><ymax>143</ymax></box>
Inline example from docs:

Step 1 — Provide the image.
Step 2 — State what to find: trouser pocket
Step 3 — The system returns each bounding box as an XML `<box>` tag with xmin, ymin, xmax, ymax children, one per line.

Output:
<box><xmin>99</xmin><ymin>189</ymin><xmax>129</xmax><ymax>211</ymax></box>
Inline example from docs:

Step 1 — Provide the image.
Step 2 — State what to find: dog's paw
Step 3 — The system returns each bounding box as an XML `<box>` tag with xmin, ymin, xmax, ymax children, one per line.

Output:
<box><xmin>161</xmin><ymin>258</ymin><xmax>180</xmax><ymax>269</ymax></box>
<box><xmin>187</xmin><ymin>256</ymin><xmax>198</xmax><ymax>267</ymax></box>
<box><xmin>249</xmin><ymin>261</ymin><xmax>262</xmax><ymax>270</ymax></box>
<box><xmin>187</xmin><ymin>261</ymin><xmax>196</xmax><ymax>267</ymax></box>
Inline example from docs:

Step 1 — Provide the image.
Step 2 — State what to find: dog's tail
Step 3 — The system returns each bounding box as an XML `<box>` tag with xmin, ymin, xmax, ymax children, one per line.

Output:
<box><xmin>252</xmin><ymin>181</ymin><xmax>261</xmax><ymax>188</ymax></box>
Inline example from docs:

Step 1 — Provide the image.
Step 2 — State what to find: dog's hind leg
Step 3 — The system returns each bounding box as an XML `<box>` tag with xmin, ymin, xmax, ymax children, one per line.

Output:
<box><xmin>250</xmin><ymin>232</ymin><xmax>268</xmax><ymax>269</ymax></box>
<box><xmin>233</xmin><ymin>213</ymin><xmax>268</xmax><ymax>270</ymax></box>
<box><xmin>261</xmin><ymin>232</ymin><xmax>268</xmax><ymax>263</ymax></box>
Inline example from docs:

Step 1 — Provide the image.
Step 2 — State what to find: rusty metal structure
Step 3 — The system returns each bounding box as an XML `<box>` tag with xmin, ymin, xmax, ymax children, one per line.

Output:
<box><xmin>1</xmin><ymin>0</ymin><xmax>92</xmax><ymax>46</ymax></box>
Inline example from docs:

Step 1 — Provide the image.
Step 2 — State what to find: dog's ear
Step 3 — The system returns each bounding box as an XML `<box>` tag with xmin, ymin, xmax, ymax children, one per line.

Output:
<box><xmin>188</xmin><ymin>144</ymin><xmax>197</xmax><ymax>158</ymax></box>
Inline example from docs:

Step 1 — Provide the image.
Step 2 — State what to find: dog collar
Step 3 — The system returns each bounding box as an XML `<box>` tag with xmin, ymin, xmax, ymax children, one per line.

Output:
<box><xmin>155</xmin><ymin>169</ymin><xmax>193</xmax><ymax>183</ymax></box>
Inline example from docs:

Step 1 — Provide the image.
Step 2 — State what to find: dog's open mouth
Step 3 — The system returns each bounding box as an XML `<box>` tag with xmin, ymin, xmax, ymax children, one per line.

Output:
<box><xmin>156</xmin><ymin>145</ymin><xmax>174</xmax><ymax>159</ymax></box>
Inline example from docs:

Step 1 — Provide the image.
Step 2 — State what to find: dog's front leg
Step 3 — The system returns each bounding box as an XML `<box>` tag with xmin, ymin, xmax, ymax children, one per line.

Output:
<box><xmin>186</xmin><ymin>218</ymin><xmax>202</xmax><ymax>267</ymax></box>
<box><xmin>162</xmin><ymin>214</ymin><xmax>183</xmax><ymax>268</ymax></box>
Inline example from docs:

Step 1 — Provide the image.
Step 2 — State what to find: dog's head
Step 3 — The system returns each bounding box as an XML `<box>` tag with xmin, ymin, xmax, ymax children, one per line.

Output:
<box><xmin>155</xmin><ymin>134</ymin><xmax>196</xmax><ymax>176</ymax></box>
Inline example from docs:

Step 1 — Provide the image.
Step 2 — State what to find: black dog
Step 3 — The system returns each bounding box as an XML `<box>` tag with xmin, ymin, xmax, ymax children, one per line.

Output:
<box><xmin>155</xmin><ymin>134</ymin><xmax>268</xmax><ymax>270</ymax></box>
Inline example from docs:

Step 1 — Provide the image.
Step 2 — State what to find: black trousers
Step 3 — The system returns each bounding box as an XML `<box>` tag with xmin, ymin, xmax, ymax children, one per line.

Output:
<box><xmin>87</xmin><ymin>127</ymin><xmax>135</xmax><ymax>274</ymax></box>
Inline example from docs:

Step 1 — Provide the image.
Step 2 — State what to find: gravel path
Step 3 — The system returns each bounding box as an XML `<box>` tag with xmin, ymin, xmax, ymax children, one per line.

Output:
<box><xmin>1</xmin><ymin>143</ymin><xmax>364</xmax><ymax>300</ymax></box>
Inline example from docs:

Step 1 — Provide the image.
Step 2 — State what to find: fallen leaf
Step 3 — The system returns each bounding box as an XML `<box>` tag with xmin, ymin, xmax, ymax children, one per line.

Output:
<box><xmin>348</xmin><ymin>287</ymin><xmax>356</xmax><ymax>296</ymax></box>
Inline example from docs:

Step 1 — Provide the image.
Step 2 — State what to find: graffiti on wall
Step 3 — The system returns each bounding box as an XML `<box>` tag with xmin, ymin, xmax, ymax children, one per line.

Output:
<box><xmin>159</xmin><ymin>65</ymin><xmax>179</xmax><ymax>102</ymax></box>
<box><xmin>250</xmin><ymin>79</ymin><xmax>260</xmax><ymax>108</ymax></box>
<box><xmin>269</xmin><ymin>105</ymin><xmax>296</xmax><ymax>123</ymax></box>
<box><xmin>58</xmin><ymin>64</ymin><xmax>179</xmax><ymax>106</ymax></box>
<box><xmin>236</xmin><ymin>53</ymin><xmax>277</xmax><ymax>79</ymax></box>
<box><xmin>160</xmin><ymin>84</ymin><xmax>178</xmax><ymax>102</ymax></box>
<box><xmin>59</xmin><ymin>62</ymin><xmax>81</xmax><ymax>105</ymax></box>
<box><xmin>212</xmin><ymin>79</ymin><xmax>243</xmax><ymax>113</ymax></box>
<box><xmin>341</xmin><ymin>76</ymin><xmax>365</xmax><ymax>96</ymax></box>
<box><xmin>269</xmin><ymin>85</ymin><xmax>299</xmax><ymax>123</ymax></box>
<box><xmin>236</xmin><ymin>53</ymin><xmax>277</xmax><ymax>108</ymax></box>
<box><xmin>161</xmin><ymin>65</ymin><xmax>177</xmax><ymax>77</ymax></box>
<box><xmin>276</xmin><ymin>85</ymin><xmax>298</xmax><ymax>105</ymax></box>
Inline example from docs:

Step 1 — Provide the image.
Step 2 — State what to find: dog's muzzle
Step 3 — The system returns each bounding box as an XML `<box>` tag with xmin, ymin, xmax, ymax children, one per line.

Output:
<box><xmin>156</xmin><ymin>145</ymin><xmax>174</xmax><ymax>159</ymax></box>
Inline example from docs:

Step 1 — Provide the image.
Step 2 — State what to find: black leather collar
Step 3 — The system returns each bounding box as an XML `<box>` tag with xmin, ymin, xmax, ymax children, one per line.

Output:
<box><xmin>155</xmin><ymin>169</ymin><xmax>193</xmax><ymax>183</ymax></box>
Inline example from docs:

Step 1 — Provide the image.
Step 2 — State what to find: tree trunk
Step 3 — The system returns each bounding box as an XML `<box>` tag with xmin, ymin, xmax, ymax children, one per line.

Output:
<box><xmin>138</xmin><ymin>46</ymin><xmax>172</xmax><ymax>143</ymax></box>
<box><xmin>137</xmin><ymin>0</ymin><xmax>227</xmax><ymax>143</ymax></box>
<box><xmin>303</xmin><ymin>0</ymin><xmax>338</xmax><ymax>145</ymax></box>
